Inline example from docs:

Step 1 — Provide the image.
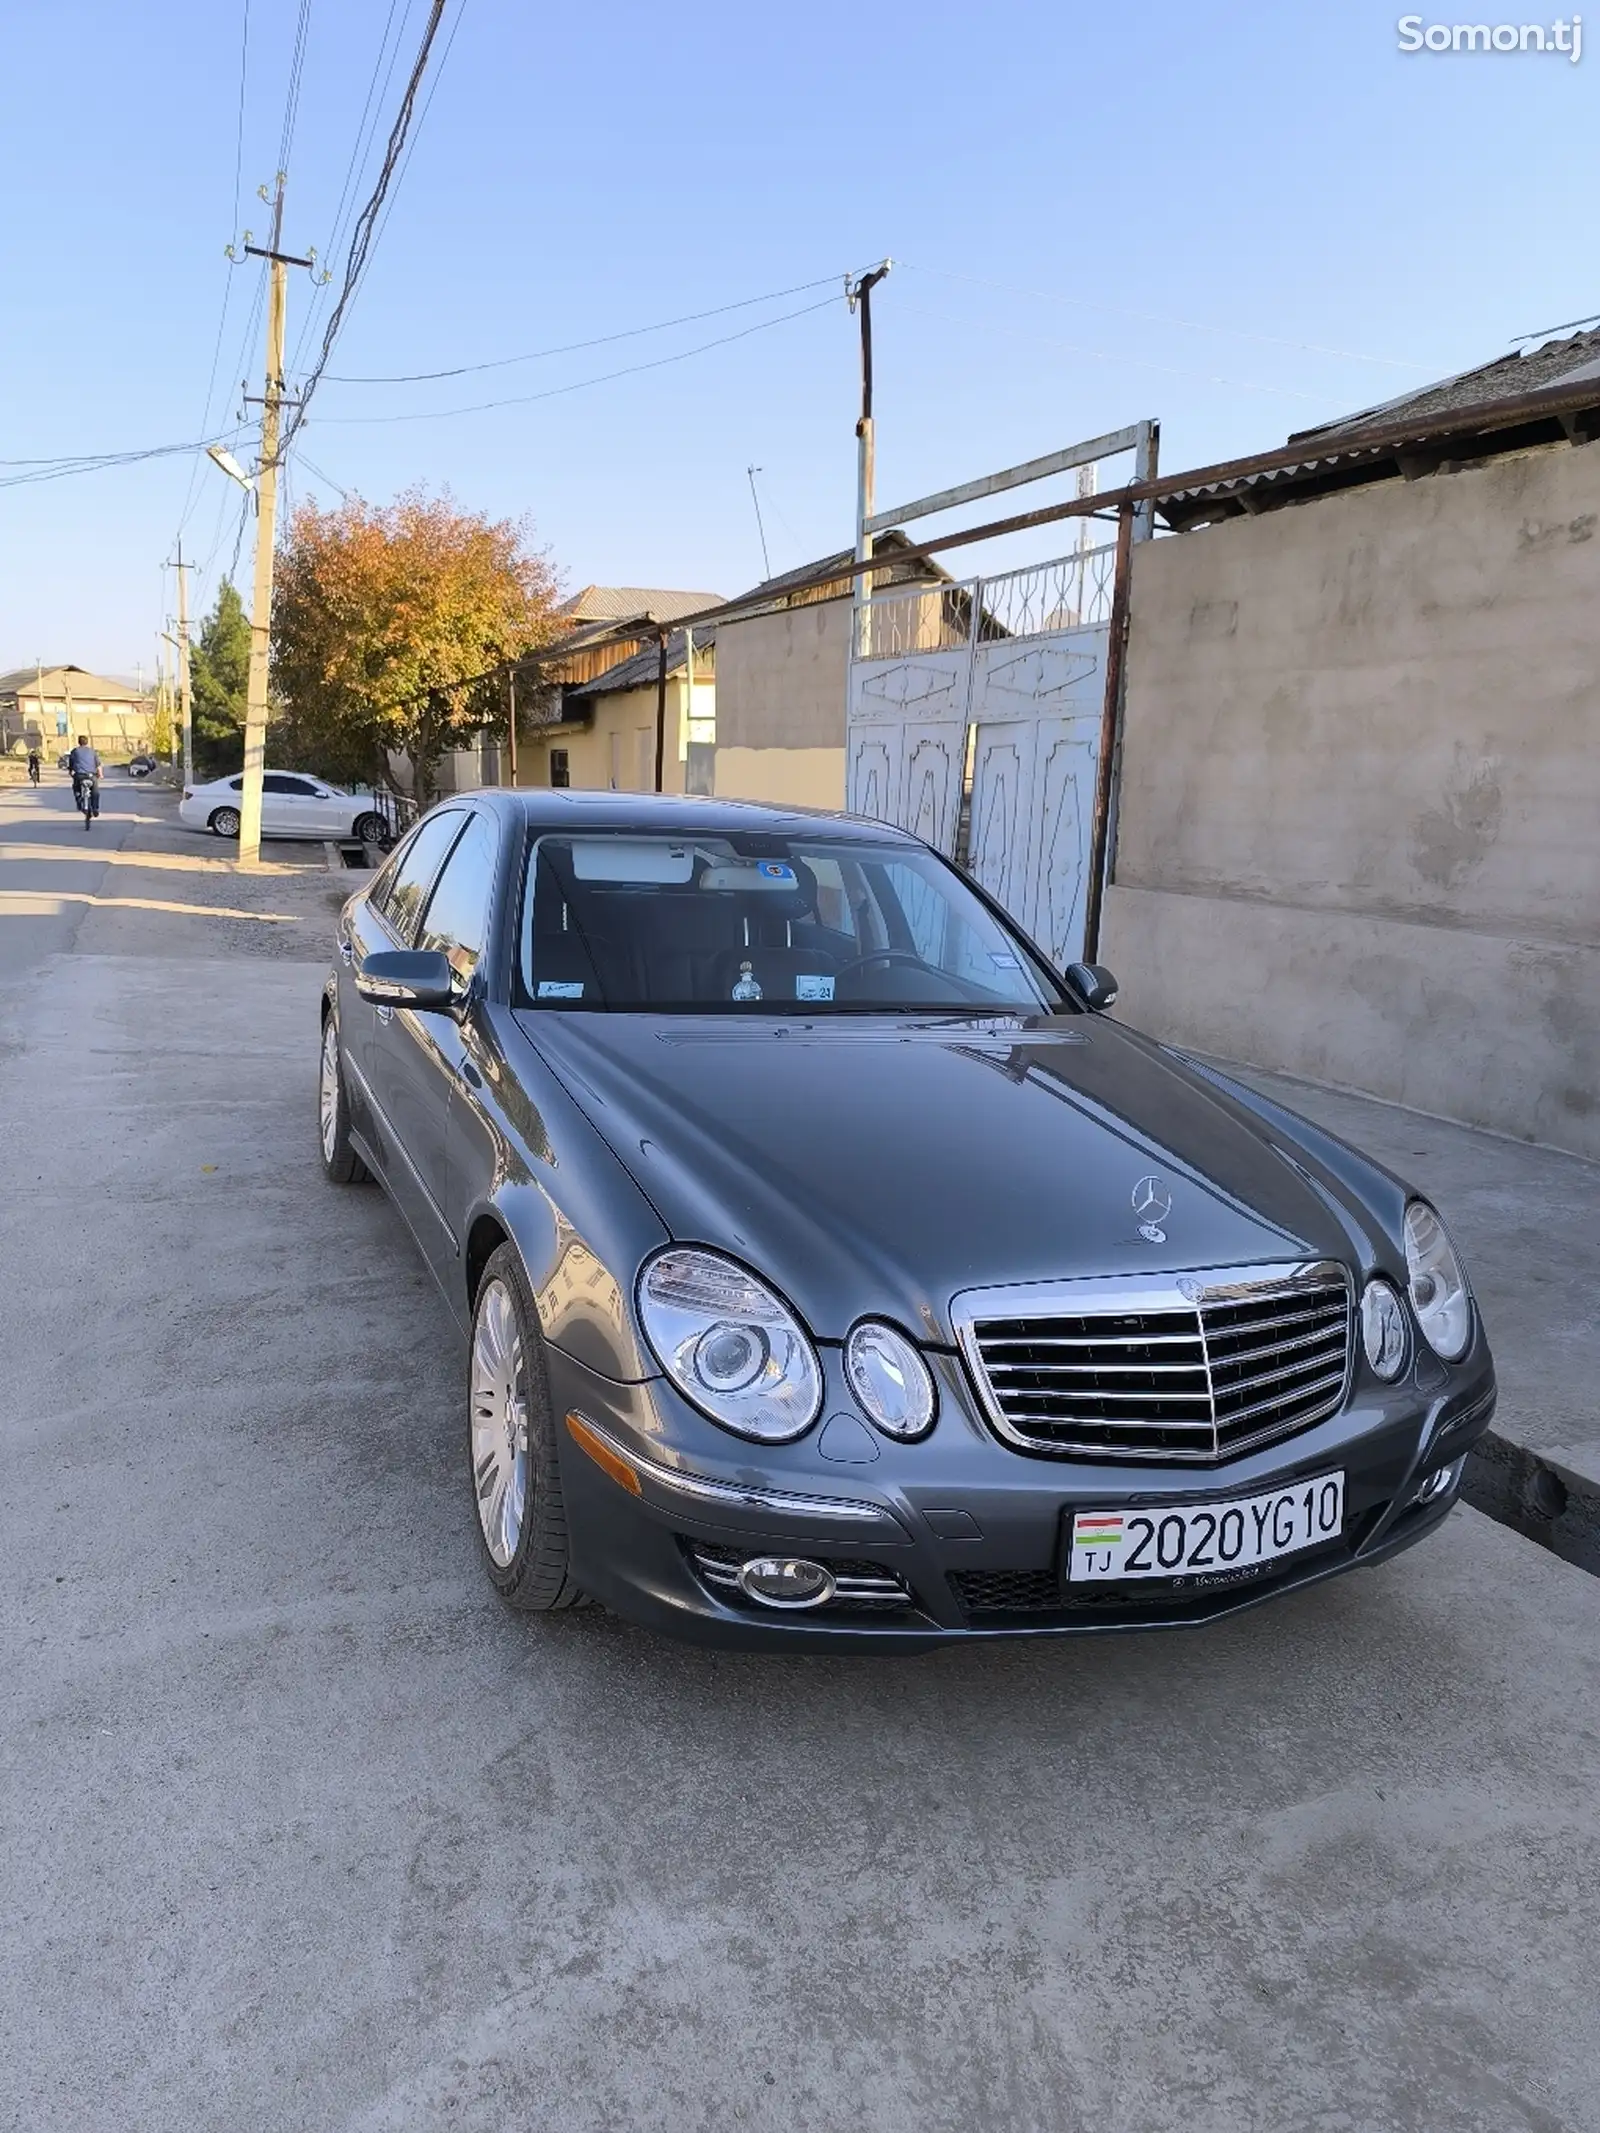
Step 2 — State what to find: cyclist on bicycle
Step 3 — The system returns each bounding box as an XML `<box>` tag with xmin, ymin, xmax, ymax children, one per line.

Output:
<box><xmin>26</xmin><ymin>745</ymin><xmax>41</xmax><ymax>786</ymax></box>
<box><xmin>67</xmin><ymin>737</ymin><xmax>101</xmax><ymax>821</ymax></box>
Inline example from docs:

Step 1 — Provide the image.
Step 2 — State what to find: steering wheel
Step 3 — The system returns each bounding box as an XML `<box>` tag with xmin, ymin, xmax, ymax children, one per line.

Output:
<box><xmin>832</xmin><ymin>948</ymin><xmax>946</xmax><ymax>984</ymax></box>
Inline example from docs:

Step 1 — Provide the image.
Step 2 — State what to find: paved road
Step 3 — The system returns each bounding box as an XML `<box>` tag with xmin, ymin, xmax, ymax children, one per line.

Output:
<box><xmin>2</xmin><ymin>783</ymin><xmax>1597</xmax><ymax>2133</ymax></box>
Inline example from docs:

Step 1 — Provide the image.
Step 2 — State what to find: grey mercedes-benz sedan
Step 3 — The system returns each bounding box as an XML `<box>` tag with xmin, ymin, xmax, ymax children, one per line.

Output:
<box><xmin>319</xmin><ymin>789</ymin><xmax>1496</xmax><ymax>1650</ymax></box>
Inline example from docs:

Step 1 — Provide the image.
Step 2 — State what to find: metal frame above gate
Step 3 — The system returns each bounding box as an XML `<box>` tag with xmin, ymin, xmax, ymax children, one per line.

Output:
<box><xmin>846</xmin><ymin>419</ymin><xmax>1159</xmax><ymax>968</ymax></box>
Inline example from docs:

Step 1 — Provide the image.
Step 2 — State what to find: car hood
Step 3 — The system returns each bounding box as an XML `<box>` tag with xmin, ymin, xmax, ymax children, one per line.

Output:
<box><xmin>513</xmin><ymin>1012</ymin><xmax>1373</xmax><ymax>1344</ymax></box>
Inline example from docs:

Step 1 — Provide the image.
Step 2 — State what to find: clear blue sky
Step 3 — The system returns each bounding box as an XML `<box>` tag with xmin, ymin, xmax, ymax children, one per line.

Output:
<box><xmin>2</xmin><ymin>0</ymin><xmax>1594</xmax><ymax>674</ymax></box>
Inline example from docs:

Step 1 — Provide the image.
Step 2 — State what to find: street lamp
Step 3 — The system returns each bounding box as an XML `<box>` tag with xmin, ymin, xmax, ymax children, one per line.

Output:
<box><xmin>206</xmin><ymin>444</ymin><xmax>256</xmax><ymax>492</ymax></box>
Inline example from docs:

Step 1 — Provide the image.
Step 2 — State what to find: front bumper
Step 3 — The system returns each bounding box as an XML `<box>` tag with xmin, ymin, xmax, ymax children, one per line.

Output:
<box><xmin>547</xmin><ymin>1343</ymin><xmax>1498</xmax><ymax>1652</ymax></box>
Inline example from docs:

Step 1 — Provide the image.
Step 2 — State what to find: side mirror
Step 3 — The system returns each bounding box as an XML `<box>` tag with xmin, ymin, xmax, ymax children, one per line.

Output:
<box><xmin>356</xmin><ymin>949</ymin><xmax>457</xmax><ymax>1013</ymax></box>
<box><xmin>1066</xmin><ymin>960</ymin><xmax>1119</xmax><ymax>1012</ymax></box>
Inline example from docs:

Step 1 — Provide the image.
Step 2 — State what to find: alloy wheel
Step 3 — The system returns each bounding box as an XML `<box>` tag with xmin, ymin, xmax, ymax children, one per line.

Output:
<box><xmin>471</xmin><ymin>1278</ymin><xmax>530</xmax><ymax>1568</ymax></box>
<box><xmin>319</xmin><ymin>1018</ymin><xmax>341</xmax><ymax>1163</ymax></box>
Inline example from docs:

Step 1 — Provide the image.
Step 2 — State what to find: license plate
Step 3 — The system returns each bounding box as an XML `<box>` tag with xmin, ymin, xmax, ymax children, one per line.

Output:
<box><xmin>1067</xmin><ymin>1471</ymin><xmax>1346</xmax><ymax>1583</ymax></box>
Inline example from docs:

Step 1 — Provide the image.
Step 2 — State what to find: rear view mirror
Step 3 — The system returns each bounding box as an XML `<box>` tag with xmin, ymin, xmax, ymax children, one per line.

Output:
<box><xmin>356</xmin><ymin>949</ymin><xmax>456</xmax><ymax>1012</ymax></box>
<box><xmin>1066</xmin><ymin>961</ymin><xmax>1119</xmax><ymax>1012</ymax></box>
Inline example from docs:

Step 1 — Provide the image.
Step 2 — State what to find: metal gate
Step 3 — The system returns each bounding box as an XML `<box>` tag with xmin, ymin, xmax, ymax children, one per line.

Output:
<box><xmin>846</xmin><ymin>423</ymin><xmax>1155</xmax><ymax>968</ymax></box>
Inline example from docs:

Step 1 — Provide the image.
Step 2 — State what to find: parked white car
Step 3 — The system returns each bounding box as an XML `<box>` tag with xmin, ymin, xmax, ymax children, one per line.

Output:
<box><xmin>178</xmin><ymin>772</ymin><xmax>391</xmax><ymax>843</ymax></box>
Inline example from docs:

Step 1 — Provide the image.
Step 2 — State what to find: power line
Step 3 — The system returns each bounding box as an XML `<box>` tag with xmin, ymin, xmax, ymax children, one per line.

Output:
<box><xmin>295</xmin><ymin>450</ymin><xmax>351</xmax><ymax>499</ymax></box>
<box><xmin>309</xmin><ymin>293</ymin><xmax>841</xmax><ymax>426</ymax></box>
<box><xmin>903</xmin><ymin>265</ymin><xmax>1431</xmax><ymax>373</ymax></box>
<box><xmin>317</xmin><ymin>271</ymin><xmax>863</xmax><ymax>384</ymax></box>
<box><xmin>173</xmin><ymin>0</ymin><xmax>255</xmax><ymax>542</ymax></box>
<box><xmin>286</xmin><ymin>0</ymin><xmax>412</xmax><ymax>379</ymax></box>
<box><xmin>0</xmin><ymin>430</ymin><xmax>251</xmax><ymax>492</ymax></box>
<box><xmin>896</xmin><ymin>303</ymin><xmax>1327</xmax><ymax>402</ymax></box>
<box><xmin>282</xmin><ymin>0</ymin><xmax>451</xmax><ymax>449</ymax></box>
<box><xmin>364</xmin><ymin>0</ymin><xmax>465</xmax><ymax>262</ymax></box>
<box><xmin>276</xmin><ymin>0</ymin><xmax>315</xmax><ymax>173</ymax></box>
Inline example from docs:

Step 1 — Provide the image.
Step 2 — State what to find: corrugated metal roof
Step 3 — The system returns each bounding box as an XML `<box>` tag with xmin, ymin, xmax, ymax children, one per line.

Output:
<box><xmin>1158</xmin><ymin>327</ymin><xmax>1600</xmax><ymax>529</ymax></box>
<box><xmin>557</xmin><ymin>586</ymin><xmax>724</xmax><ymax>625</ymax></box>
<box><xmin>723</xmin><ymin>528</ymin><xmax>950</xmax><ymax>613</ymax></box>
<box><xmin>566</xmin><ymin>624</ymin><xmax>717</xmax><ymax>699</ymax></box>
<box><xmin>1287</xmin><ymin>327</ymin><xmax>1600</xmax><ymax>445</ymax></box>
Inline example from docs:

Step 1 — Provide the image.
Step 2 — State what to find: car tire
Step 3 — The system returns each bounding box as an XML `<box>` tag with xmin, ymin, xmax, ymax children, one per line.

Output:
<box><xmin>209</xmin><ymin>806</ymin><xmax>241</xmax><ymax>838</ymax></box>
<box><xmin>318</xmin><ymin>1009</ymin><xmax>370</xmax><ymax>1185</ymax></box>
<box><xmin>351</xmin><ymin>811</ymin><xmax>388</xmax><ymax>846</ymax></box>
<box><xmin>469</xmin><ymin>1242</ymin><xmax>589</xmax><ymax>1613</ymax></box>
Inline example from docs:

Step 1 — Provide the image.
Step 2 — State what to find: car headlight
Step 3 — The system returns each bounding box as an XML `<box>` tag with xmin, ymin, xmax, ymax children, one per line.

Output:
<box><xmin>637</xmin><ymin>1248</ymin><xmax>822</xmax><ymax>1442</ymax></box>
<box><xmin>1403</xmin><ymin>1200</ymin><xmax>1472</xmax><ymax>1361</ymax></box>
<box><xmin>844</xmin><ymin>1320</ymin><xmax>937</xmax><ymax>1440</ymax></box>
<box><xmin>1360</xmin><ymin>1278</ymin><xmax>1409</xmax><ymax>1381</ymax></box>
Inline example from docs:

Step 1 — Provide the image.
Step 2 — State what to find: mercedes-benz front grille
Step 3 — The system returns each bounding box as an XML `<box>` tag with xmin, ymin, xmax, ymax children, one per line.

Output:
<box><xmin>955</xmin><ymin>1262</ymin><xmax>1353</xmax><ymax>1463</ymax></box>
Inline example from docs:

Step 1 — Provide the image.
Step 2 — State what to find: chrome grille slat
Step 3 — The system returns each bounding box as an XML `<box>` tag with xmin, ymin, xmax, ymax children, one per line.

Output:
<box><xmin>1212</xmin><ymin>1368</ymin><xmax>1348</xmax><ymax>1431</ymax></box>
<box><xmin>1209</xmin><ymin>1342</ymin><xmax>1348</xmax><ymax>1400</ymax></box>
<box><xmin>960</xmin><ymin>1262</ymin><xmax>1352</xmax><ymax>1463</ymax></box>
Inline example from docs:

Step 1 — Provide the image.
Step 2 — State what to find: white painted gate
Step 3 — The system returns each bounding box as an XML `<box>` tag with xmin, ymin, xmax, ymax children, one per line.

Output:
<box><xmin>846</xmin><ymin>543</ymin><xmax>1115</xmax><ymax>968</ymax></box>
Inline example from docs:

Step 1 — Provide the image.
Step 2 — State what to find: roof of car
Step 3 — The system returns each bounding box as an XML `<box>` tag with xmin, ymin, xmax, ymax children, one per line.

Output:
<box><xmin>458</xmin><ymin>787</ymin><xmax>915</xmax><ymax>846</ymax></box>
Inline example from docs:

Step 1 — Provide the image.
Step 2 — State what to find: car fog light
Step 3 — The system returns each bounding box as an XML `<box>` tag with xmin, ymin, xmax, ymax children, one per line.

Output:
<box><xmin>1361</xmin><ymin>1279</ymin><xmax>1409</xmax><ymax>1381</ymax></box>
<box><xmin>1415</xmin><ymin>1456</ymin><xmax>1465</xmax><ymax>1506</ymax></box>
<box><xmin>736</xmin><ymin>1556</ymin><xmax>836</xmax><ymax>1609</ymax></box>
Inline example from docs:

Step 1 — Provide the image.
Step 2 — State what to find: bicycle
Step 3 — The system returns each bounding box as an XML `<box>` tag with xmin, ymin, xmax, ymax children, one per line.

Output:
<box><xmin>27</xmin><ymin>757</ymin><xmax>40</xmax><ymax>787</ymax></box>
<box><xmin>73</xmin><ymin>773</ymin><xmax>99</xmax><ymax>831</ymax></box>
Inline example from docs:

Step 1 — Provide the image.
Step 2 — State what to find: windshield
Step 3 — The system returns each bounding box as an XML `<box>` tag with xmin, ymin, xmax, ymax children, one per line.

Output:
<box><xmin>517</xmin><ymin>830</ymin><xmax>1070</xmax><ymax>1014</ymax></box>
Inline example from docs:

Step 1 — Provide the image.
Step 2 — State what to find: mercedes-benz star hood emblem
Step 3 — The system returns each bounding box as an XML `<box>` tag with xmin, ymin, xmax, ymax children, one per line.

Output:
<box><xmin>1131</xmin><ymin>1175</ymin><xmax>1172</xmax><ymax>1243</ymax></box>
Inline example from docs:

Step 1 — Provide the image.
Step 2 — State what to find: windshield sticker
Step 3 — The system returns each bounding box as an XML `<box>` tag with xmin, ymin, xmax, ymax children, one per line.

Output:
<box><xmin>989</xmin><ymin>951</ymin><xmax>1021</xmax><ymax>969</ymax></box>
<box><xmin>756</xmin><ymin>861</ymin><xmax>796</xmax><ymax>885</ymax></box>
<box><xmin>795</xmin><ymin>974</ymin><xmax>835</xmax><ymax>1002</ymax></box>
<box><xmin>537</xmin><ymin>980</ymin><xmax>585</xmax><ymax>998</ymax></box>
<box><xmin>731</xmin><ymin>962</ymin><xmax>764</xmax><ymax>1002</ymax></box>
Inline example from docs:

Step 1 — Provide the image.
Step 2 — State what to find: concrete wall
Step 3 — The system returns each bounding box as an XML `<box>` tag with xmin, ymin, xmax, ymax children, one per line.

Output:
<box><xmin>711</xmin><ymin>745</ymin><xmax>846</xmax><ymax>810</ymax></box>
<box><xmin>7</xmin><ymin>697</ymin><xmax>153</xmax><ymax>756</ymax></box>
<box><xmin>1102</xmin><ymin>438</ymin><xmax>1600</xmax><ymax>1160</ymax></box>
<box><xmin>709</xmin><ymin>594</ymin><xmax>851</xmax><ymax>812</ymax></box>
<box><xmin>516</xmin><ymin>677</ymin><xmax>698</xmax><ymax>794</ymax></box>
<box><xmin>714</xmin><ymin>597</ymin><xmax>850</xmax><ymax>751</ymax></box>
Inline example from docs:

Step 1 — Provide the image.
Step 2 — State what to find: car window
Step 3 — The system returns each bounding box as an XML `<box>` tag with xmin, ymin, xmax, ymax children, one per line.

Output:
<box><xmin>517</xmin><ymin>830</ymin><xmax>1068</xmax><ymax>1013</ymax></box>
<box><xmin>228</xmin><ymin>777</ymin><xmax>243</xmax><ymax>791</ymax></box>
<box><xmin>375</xmin><ymin>811</ymin><xmax>466</xmax><ymax>944</ymax></box>
<box><xmin>415</xmin><ymin>814</ymin><xmax>498</xmax><ymax>988</ymax></box>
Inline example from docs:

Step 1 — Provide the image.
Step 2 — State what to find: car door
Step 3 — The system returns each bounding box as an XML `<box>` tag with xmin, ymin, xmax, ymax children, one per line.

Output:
<box><xmin>406</xmin><ymin>813</ymin><xmax>506</xmax><ymax>1308</ymax></box>
<box><xmin>305</xmin><ymin>781</ymin><xmax>355</xmax><ymax>837</ymax></box>
<box><xmin>257</xmin><ymin>772</ymin><xmax>304</xmax><ymax>836</ymax></box>
<box><xmin>359</xmin><ymin>808</ymin><xmax>470</xmax><ymax>1276</ymax></box>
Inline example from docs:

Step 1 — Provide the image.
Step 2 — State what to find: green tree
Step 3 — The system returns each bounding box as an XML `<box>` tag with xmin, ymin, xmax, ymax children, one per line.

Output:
<box><xmin>189</xmin><ymin>579</ymin><xmax>252</xmax><ymax>775</ymax></box>
<box><xmin>272</xmin><ymin>488</ymin><xmax>561</xmax><ymax>807</ymax></box>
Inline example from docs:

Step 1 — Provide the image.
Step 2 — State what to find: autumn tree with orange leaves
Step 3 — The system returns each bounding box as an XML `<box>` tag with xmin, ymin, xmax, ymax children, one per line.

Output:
<box><xmin>271</xmin><ymin>487</ymin><xmax>562</xmax><ymax>807</ymax></box>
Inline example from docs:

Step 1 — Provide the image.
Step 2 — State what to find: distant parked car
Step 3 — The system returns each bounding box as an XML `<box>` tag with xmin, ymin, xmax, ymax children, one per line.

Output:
<box><xmin>126</xmin><ymin>753</ymin><xmax>157</xmax><ymax>779</ymax></box>
<box><xmin>179</xmin><ymin>771</ymin><xmax>391</xmax><ymax>843</ymax></box>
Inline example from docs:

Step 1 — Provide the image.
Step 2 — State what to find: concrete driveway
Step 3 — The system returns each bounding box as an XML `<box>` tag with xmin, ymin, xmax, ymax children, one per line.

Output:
<box><xmin>2</xmin><ymin>781</ymin><xmax>1597</xmax><ymax>2133</ymax></box>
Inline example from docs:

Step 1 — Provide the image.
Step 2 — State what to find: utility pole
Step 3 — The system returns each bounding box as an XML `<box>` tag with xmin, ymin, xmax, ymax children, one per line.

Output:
<box><xmin>169</xmin><ymin>540</ymin><xmax>194</xmax><ymax>787</ymax></box>
<box><xmin>847</xmin><ymin>262</ymin><xmax>892</xmax><ymax>660</ymax></box>
<box><xmin>239</xmin><ymin>175</ymin><xmax>312</xmax><ymax>867</ymax></box>
<box><xmin>653</xmin><ymin>626</ymin><xmax>669</xmax><ymax>793</ymax></box>
<box><xmin>505</xmin><ymin>667</ymin><xmax>518</xmax><ymax>787</ymax></box>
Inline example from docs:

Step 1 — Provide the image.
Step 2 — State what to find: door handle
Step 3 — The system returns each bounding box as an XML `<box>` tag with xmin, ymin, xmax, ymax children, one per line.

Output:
<box><xmin>376</xmin><ymin>1005</ymin><xmax>393</xmax><ymax>1025</ymax></box>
